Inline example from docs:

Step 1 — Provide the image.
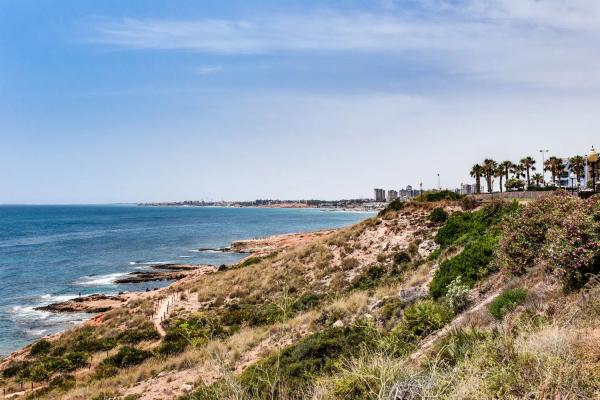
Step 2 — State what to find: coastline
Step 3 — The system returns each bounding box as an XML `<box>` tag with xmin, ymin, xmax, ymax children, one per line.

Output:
<box><xmin>0</xmin><ymin>228</ymin><xmax>338</xmax><ymax>364</ymax></box>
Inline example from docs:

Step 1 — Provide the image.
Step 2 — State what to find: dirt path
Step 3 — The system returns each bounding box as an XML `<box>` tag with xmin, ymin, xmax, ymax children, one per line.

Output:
<box><xmin>152</xmin><ymin>292</ymin><xmax>182</xmax><ymax>337</ymax></box>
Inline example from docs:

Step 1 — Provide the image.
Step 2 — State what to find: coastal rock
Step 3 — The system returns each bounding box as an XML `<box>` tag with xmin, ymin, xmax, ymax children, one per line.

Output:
<box><xmin>398</xmin><ymin>287</ymin><xmax>428</xmax><ymax>305</ymax></box>
<box><xmin>114</xmin><ymin>271</ymin><xmax>189</xmax><ymax>284</ymax></box>
<box><xmin>181</xmin><ymin>383</ymin><xmax>194</xmax><ymax>393</ymax></box>
<box><xmin>332</xmin><ymin>320</ymin><xmax>344</xmax><ymax>328</ymax></box>
<box><xmin>35</xmin><ymin>294</ymin><xmax>125</xmax><ymax>313</ymax></box>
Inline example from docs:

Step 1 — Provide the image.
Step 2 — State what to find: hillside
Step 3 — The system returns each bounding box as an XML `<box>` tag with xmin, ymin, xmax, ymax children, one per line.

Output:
<box><xmin>3</xmin><ymin>193</ymin><xmax>600</xmax><ymax>399</ymax></box>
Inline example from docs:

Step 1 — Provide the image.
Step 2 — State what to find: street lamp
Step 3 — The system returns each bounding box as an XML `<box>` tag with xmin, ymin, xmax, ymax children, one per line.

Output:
<box><xmin>569</xmin><ymin>172</ymin><xmax>576</xmax><ymax>193</ymax></box>
<box><xmin>540</xmin><ymin>149</ymin><xmax>549</xmax><ymax>185</ymax></box>
<box><xmin>587</xmin><ymin>146</ymin><xmax>598</xmax><ymax>194</ymax></box>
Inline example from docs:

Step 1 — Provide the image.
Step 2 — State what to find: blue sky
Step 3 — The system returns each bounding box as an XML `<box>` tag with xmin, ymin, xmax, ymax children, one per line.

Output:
<box><xmin>2</xmin><ymin>0</ymin><xmax>600</xmax><ymax>203</ymax></box>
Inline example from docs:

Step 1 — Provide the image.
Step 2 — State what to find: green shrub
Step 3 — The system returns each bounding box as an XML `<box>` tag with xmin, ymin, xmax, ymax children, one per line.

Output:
<box><xmin>429</xmin><ymin>207</ymin><xmax>448</xmax><ymax>223</ymax></box>
<box><xmin>400</xmin><ymin>299</ymin><xmax>452</xmax><ymax>338</ymax></box>
<box><xmin>240</xmin><ymin>325</ymin><xmax>377</xmax><ymax>399</ymax></box>
<box><xmin>433</xmin><ymin>328</ymin><xmax>488</xmax><ymax>367</ymax></box>
<box><xmin>2</xmin><ymin>361</ymin><xmax>31</xmax><ymax>378</ymax></box>
<box><xmin>221</xmin><ymin>302</ymin><xmax>285</xmax><ymax>328</ymax></box>
<box><xmin>435</xmin><ymin>202</ymin><xmax>517</xmax><ymax>248</ymax></box>
<box><xmin>393</xmin><ymin>251</ymin><xmax>411</xmax><ymax>265</ymax></box>
<box><xmin>430</xmin><ymin>233</ymin><xmax>498</xmax><ymax>298</ymax></box>
<box><xmin>378</xmin><ymin>199</ymin><xmax>404</xmax><ymax>216</ymax></box>
<box><xmin>505</xmin><ymin>178</ymin><xmax>525</xmax><ymax>191</ymax></box>
<box><xmin>64</xmin><ymin>351</ymin><xmax>89</xmax><ymax>369</ymax></box>
<box><xmin>420</xmin><ymin>190</ymin><xmax>463</xmax><ymax>202</ymax></box>
<box><xmin>101</xmin><ymin>346</ymin><xmax>152</xmax><ymax>369</ymax></box>
<box><xmin>292</xmin><ymin>293</ymin><xmax>322</xmax><ymax>312</ymax></box>
<box><xmin>29</xmin><ymin>339</ymin><xmax>52</xmax><ymax>356</ymax></box>
<box><xmin>350</xmin><ymin>265</ymin><xmax>387</xmax><ymax>290</ymax></box>
<box><xmin>155</xmin><ymin>332</ymin><xmax>188</xmax><ymax>356</ymax></box>
<box><xmin>117</xmin><ymin>326</ymin><xmax>160</xmax><ymax>344</ymax></box>
<box><xmin>488</xmin><ymin>288</ymin><xmax>527</xmax><ymax>319</ymax></box>
<box><xmin>48</xmin><ymin>373</ymin><xmax>76</xmax><ymax>390</ymax></box>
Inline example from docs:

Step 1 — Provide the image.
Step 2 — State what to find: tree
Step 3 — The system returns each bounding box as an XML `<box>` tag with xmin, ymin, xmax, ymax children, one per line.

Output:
<box><xmin>544</xmin><ymin>156</ymin><xmax>565</xmax><ymax>186</ymax></box>
<box><xmin>482</xmin><ymin>158</ymin><xmax>497</xmax><ymax>193</ymax></box>
<box><xmin>520</xmin><ymin>156</ymin><xmax>536</xmax><ymax>187</ymax></box>
<box><xmin>500</xmin><ymin>161</ymin><xmax>513</xmax><ymax>191</ymax></box>
<box><xmin>470</xmin><ymin>164</ymin><xmax>484</xmax><ymax>194</ymax></box>
<box><xmin>569</xmin><ymin>155</ymin><xmax>585</xmax><ymax>184</ymax></box>
<box><xmin>510</xmin><ymin>163</ymin><xmax>525</xmax><ymax>180</ymax></box>
<box><xmin>495</xmin><ymin>164</ymin><xmax>507</xmax><ymax>193</ymax></box>
<box><xmin>532</xmin><ymin>173</ymin><xmax>544</xmax><ymax>187</ymax></box>
<box><xmin>505</xmin><ymin>178</ymin><xmax>525</xmax><ymax>191</ymax></box>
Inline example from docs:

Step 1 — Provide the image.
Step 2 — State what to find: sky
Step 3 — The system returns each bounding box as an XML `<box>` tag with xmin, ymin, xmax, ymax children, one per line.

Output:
<box><xmin>2</xmin><ymin>0</ymin><xmax>600</xmax><ymax>203</ymax></box>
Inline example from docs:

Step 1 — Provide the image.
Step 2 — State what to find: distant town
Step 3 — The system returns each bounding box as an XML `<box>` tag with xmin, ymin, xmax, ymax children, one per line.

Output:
<box><xmin>138</xmin><ymin>185</ymin><xmax>443</xmax><ymax>211</ymax></box>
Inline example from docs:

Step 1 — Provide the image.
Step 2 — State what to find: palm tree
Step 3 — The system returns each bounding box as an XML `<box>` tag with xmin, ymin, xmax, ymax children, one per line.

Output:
<box><xmin>482</xmin><ymin>159</ymin><xmax>498</xmax><ymax>193</ymax></box>
<box><xmin>470</xmin><ymin>164</ymin><xmax>484</xmax><ymax>194</ymax></box>
<box><xmin>500</xmin><ymin>161</ymin><xmax>513</xmax><ymax>191</ymax></box>
<box><xmin>510</xmin><ymin>163</ymin><xmax>525</xmax><ymax>180</ymax></box>
<box><xmin>495</xmin><ymin>164</ymin><xmax>507</xmax><ymax>193</ymax></box>
<box><xmin>544</xmin><ymin>156</ymin><xmax>565</xmax><ymax>186</ymax></box>
<box><xmin>569</xmin><ymin>155</ymin><xmax>585</xmax><ymax>184</ymax></box>
<box><xmin>532</xmin><ymin>173</ymin><xmax>544</xmax><ymax>187</ymax></box>
<box><xmin>520</xmin><ymin>156</ymin><xmax>536</xmax><ymax>187</ymax></box>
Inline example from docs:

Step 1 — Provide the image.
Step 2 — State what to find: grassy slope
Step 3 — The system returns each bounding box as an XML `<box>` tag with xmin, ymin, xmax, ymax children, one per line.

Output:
<box><xmin>5</xmin><ymin>196</ymin><xmax>600</xmax><ymax>400</ymax></box>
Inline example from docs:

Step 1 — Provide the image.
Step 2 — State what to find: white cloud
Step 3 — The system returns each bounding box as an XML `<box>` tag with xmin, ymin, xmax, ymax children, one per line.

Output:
<box><xmin>86</xmin><ymin>2</ymin><xmax>600</xmax><ymax>90</ymax></box>
<box><xmin>195</xmin><ymin>66</ymin><xmax>221</xmax><ymax>75</ymax></box>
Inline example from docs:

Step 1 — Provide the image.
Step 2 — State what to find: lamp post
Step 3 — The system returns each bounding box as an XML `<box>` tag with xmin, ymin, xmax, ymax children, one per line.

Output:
<box><xmin>570</xmin><ymin>172</ymin><xmax>576</xmax><ymax>194</ymax></box>
<box><xmin>588</xmin><ymin>147</ymin><xmax>598</xmax><ymax>194</ymax></box>
<box><xmin>437</xmin><ymin>173</ymin><xmax>441</xmax><ymax>190</ymax></box>
<box><xmin>540</xmin><ymin>149</ymin><xmax>549</xmax><ymax>185</ymax></box>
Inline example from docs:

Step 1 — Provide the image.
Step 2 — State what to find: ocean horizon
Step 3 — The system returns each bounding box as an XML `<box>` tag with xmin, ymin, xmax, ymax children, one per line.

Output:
<box><xmin>0</xmin><ymin>205</ymin><xmax>371</xmax><ymax>356</ymax></box>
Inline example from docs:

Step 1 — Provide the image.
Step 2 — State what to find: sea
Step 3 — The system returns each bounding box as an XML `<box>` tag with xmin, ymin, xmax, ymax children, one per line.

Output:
<box><xmin>0</xmin><ymin>205</ymin><xmax>371</xmax><ymax>356</ymax></box>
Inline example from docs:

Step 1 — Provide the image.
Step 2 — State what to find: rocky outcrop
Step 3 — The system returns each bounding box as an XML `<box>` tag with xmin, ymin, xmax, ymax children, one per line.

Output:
<box><xmin>35</xmin><ymin>294</ymin><xmax>126</xmax><ymax>313</ymax></box>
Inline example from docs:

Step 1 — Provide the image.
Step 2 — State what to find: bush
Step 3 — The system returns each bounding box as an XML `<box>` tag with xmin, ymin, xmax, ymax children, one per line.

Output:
<box><xmin>378</xmin><ymin>199</ymin><xmax>404</xmax><ymax>216</ymax></box>
<box><xmin>488</xmin><ymin>288</ymin><xmax>527</xmax><ymax>320</ymax></box>
<box><xmin>433</xmin><ymin>328</ymin><xmax>488</xmax><ymax>367</ymax></box>
<box><xmin>350</xmin><ymin>265</ymin><xmax>387</xmax><ymax>290</ymax></box>
<box><xmin>444</xmin><ymin>276</ymin><xmax>470</xmax><ymax>312</ymax></box>
<box><xmin>101</xmin><ymin>346</ymin><xmax>152</xmax><ymax>369</ymax></box>
<box><xmin>240</xmin><ymin>325</ymin><xmax>377</xmax><ymax>398</ymax></box>
<box><xmin>461</xmin><ymin>196</ymin><xmax>480</xmax><ymax>211</ymax></box>
<box><xmin>292</xmin><ymin>293</ymin><xmax>321</xmax><ymax>312</ymax></box>
<box><xmin>221</xmin><ymin>302</ymin><xmax>285</xmax><ymax>328</ymax></box>
<box><xmin>29</xmin><ymin>339</ymin><xmax>52</xmax><ymax>356</ymax></box>
<box><xmin>420</xmin><ymin>190</ymin><xmax>463</xmax><ymax>202</ymax></box>
<box><xmin>393</xmin><ymin>251</ymin><xmax>411</xmax><ymax>265</ymax></box>
<box><xmin>93</xmin><ymin>364</ymin><xmax>119</xmax><ymax>379</ymax></box>
<box><xmin>495</xmin><ymin>193</ymin><xmax>600</xmax><ymax>291</ymax></box>
<box><xmin>48</xmin><ymin>374</ymin><xmax>76</xmax><ymax>390</ymax></box>
<box><xmin>429</xmin><ymin>207</ymin><xmax>448</xmax><ymax>223</ymax></box>
<box><xmin>117</xmin><ymin>326</ymin><xmax>160</xmax><ymax>344</ymax></box>
<box><xmin>430</xmin><ymin>233</ymin><xmax>498</xmax><ymax>298</ymax></box>
<box><xmin>505</xmin><ymin>178</ymin><xmax>525</xmax><ymax>191</ymax></box>
<box><xmin>399</xmin><ymin>299</ymin><xmax>452</xmax><ymax>338</ymax></box>
<box><xmin>341</xmin><ymin>257</ymin><xmax>360</xmax><ymax>271</ymax></box>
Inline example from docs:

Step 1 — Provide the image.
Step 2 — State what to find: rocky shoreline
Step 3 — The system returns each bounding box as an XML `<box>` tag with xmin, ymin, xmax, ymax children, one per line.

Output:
<box><xmin>34</xmin><ymin>231</ymin><xmax>327</xmax><ymax>316</ymax></box>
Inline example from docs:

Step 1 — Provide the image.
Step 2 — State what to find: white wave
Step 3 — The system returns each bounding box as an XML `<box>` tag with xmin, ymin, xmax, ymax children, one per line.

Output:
<box><xmin>74</xmin><ymin>272</ymin><xmax>128</xmax><ymax>286</ymax></box>
<box><xmin>37</xmin><ymin>294</ymin><xmax>78</xmax><ymax>304</ymax></box>
<box><xmin>178</xmin><ymin>255</ymin><xmax>192</xmax><ymax>258</ymax></box>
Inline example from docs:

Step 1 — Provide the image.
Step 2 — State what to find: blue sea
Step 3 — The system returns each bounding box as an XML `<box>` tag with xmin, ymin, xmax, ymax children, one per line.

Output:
<box><xmin>0</xmin><ymin>205</ymin><xmax>370</xmax><ymax>356</ymax></box>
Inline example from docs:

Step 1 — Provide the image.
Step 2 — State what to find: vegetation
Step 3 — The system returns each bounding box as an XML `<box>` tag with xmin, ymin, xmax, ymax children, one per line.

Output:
<box><xmin>428</xmin><ymin>207</ymin><xmax>448</xmax><ymax>223</ymax></box>
<box><xmin>419</xmin><ymin>190</ymin><xmax>463</xmax><ymax>202</ymax></box>
<box><xmin>488</xmin><ymin>288</ymin><xmax>528</xmax><ymax>319</ymax></box>
<box><xmin>430</xmin><ymin>201</ymin><xmax>518</xmax><ymax>298</ymax></box>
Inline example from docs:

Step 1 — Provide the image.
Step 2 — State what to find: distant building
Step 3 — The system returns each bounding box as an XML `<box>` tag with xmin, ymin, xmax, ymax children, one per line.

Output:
<box><xmin>374</xmin><ymin>188</ymin><xmax>386</xmax><ymax>202</ymax></box>
<box><xmin>461</xmin><ymin>183</ymin><xmax>477</xmax><ymax>195</ymax></box>
<box><xmin>387</xmin><ymin>190</ymin><xmax>398</xmax><ymax>202</ymax></box>
<box><xmin>556</xmin><ymin>157</ymin><xmax>588</xmax><ymax>188</ymax></box>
